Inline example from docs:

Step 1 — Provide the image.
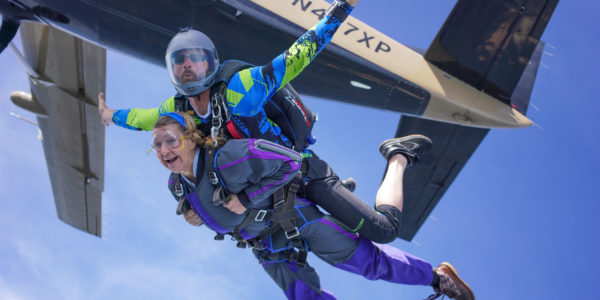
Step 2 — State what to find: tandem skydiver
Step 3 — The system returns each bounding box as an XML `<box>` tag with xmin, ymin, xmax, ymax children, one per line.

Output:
<box><xmin>149</xmin><ymin>111</ymin><xmax>474</xmax><ymax>300</ymax></box>
<box><xmin>99</xmin><ymin>0</ymin><xmax>409</xmax><ymax>243</ymax></box>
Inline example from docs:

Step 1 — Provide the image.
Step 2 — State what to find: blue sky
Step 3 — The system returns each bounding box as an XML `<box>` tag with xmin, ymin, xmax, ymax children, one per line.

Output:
<box><xmin>1</xmin><ymin>1</ymin><xmax>599</xmax><ymax>299</ymax></box>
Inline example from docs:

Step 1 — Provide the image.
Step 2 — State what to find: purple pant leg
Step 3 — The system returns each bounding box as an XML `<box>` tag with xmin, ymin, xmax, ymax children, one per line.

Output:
<box><xmin>285</xmin><ymin>280</ymin><xmax>336</xmax><ymax>300</ymax></box>
<box><xmin>282</xmin><ymin>262</ymin><xmax>337</xmax><ymax>300</ymax></box>
<box><xmin>261</xmin><ymin>260</ymin><xmax>337</xmax><ymax>300</ymax></box>
<box><xmin>335</xmin><ymin>237</ymin><xmax>433</xmax><ymax>286</ymax></box>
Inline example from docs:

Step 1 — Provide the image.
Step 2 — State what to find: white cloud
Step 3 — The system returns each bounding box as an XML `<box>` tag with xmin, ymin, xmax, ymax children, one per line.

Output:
<box><xmin>0</xmin><ymin>277</ymin><xmax>29</xmax><ymax>300</ymax></box>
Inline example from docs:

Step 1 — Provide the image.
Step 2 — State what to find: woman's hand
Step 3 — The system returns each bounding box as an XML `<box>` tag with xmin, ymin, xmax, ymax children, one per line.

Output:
<box><xmin>223</xmin><ymin>194</ymin><xmax>247</xmax><ymax>214</ymax></box>
<box><xmin>184</xmin><ymin>209</ymin><xmax>203</xmax><ymax>226</ymax></box>
<box><xmin>98</xmin><ymin>92</ymin><xmax>115</xmax><ymax>126</ymax></box>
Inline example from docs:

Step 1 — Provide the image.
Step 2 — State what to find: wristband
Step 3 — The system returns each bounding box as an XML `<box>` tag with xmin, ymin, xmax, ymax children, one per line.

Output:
<box><xmin>326</xmin><ymin>0</ymin><xmax>350</xmax><ymax>22</ymax></box>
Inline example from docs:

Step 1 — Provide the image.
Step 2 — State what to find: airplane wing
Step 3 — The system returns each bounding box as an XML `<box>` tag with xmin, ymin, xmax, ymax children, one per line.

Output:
<box><xmin>17</xmin><ymin>22</ymin><xmax>106</xmax><ymax>237</ymax></box>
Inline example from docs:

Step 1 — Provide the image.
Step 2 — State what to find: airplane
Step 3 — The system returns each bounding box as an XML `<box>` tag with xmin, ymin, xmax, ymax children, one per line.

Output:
<box><xmin>0</xmin><ymin>0</ymin><xmax>559</xmax><ymax>240</ymax></box>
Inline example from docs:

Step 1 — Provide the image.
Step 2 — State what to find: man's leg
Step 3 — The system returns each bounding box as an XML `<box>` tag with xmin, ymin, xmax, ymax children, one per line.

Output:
<box><xmin>374</xmin><ymin>135</ymin><xmax>433</xmax><ymax>231</ymax></box>
<box><xmin>303</xmin><ymin>154</ymin><xmax>399</xmax><ymax>243</ymax></box>
<box><xmin>375</xmin><ymin>153</ymin><xmax>408</xmax><ymax>212</ymax></box>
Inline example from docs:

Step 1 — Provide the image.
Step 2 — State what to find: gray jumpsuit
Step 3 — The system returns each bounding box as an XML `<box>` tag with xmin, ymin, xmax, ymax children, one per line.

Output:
<box><xmin>168</xmin><ymin>139</ymin><xmax>434</xmax><ymax>299</ymax></box>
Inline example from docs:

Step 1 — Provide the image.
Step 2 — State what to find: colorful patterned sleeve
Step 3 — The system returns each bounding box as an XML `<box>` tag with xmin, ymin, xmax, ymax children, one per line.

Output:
<box><xmin>226</xmin><ymin>1</ymin><xmax>353</xmax><ymax>117</ymax></box>
<box><xmin>112</xmin><ymin>97</ymin><xmax>176</xmax><ymax>131</ymax></box>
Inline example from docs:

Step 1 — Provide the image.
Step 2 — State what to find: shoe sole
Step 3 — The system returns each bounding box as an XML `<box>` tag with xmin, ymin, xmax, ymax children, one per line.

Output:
<box><xmin>378</xmin><ymin>134</ymin><xmax>432</xmax><ymax>157</ymax></box>
<box><xmin>440</xmin><ymin>262</ymin><xmax>475</xmax><ymax>300</ymax></box>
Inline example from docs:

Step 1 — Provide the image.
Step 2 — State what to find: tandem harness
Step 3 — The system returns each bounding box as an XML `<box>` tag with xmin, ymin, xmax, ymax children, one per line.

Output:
<box><xmin>172</xmin><ymin>148</ymin><xmax>317</xmax><ymax>267</ymax></box>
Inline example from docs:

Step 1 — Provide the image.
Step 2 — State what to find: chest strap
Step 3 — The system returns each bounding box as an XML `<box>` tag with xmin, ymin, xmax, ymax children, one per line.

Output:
<box><xmin>172</xmin><ymin>174</ymin><xmax>191</xmax><ymax>216</ymax></box>
<box><xmin>206</xmin><ymin>147</ymin><xmax>221</xmax><ymax>186</ymax></box>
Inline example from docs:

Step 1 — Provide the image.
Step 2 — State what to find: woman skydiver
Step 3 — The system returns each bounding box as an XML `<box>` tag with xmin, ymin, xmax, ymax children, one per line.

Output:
<box><xmin>150</xmin><ymin>112</ymin><xmax>475</xmax><ymax>300</ymax></box>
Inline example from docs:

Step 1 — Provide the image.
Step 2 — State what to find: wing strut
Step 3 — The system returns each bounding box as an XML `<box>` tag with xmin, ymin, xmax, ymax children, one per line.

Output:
<box><xmin>0</xmin><ymin>18</ymin><xmax>19</xmax><ymax>53</ymax></box>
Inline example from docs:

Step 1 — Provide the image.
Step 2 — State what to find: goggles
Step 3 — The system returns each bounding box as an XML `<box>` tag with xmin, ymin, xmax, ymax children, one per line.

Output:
<box><xmin>148</xmin><ymin>130</ymin><xmax>189</xmax><ymax>154</ymax></box>
<box><xmin>171</xmin><ymin>50</ymin><xmax>206</xmax><ymax>65</ymax></box>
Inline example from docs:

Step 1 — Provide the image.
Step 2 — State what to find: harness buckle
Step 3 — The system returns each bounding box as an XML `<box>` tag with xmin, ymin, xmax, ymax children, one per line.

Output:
<box><xmin>284</xmin><ymin>227</ymin><xmax>300</xmax><ymax>239</ymax></box>
<box><xmin>248</xmin><ymin>239</ymin><xmax>265</xmax><ymax>250</ymax></box>
<box><xmin>255</xmin><ymin>210</ymin><xmax>267</xmax><ymax>222</ymax></box>
<box><xmin>209</xmin><ymin>171</ymin><xmax>219</xmax><ymax>185</ymax></box>
<box><xmin>174</xmin><ymin>183</ymin><xmax>184</xmax><ymax>197</ymax></box>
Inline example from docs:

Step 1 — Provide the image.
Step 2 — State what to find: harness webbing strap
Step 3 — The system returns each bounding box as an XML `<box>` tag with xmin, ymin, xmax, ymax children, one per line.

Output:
<box><xmin>208</xmin><ymin>171</ymin><xmax>309</xmax><ymax>266</ymax></box>
<box><xmin>206</xmin><ymin>148</ymin><xmax>220</xmax><ymax>186</ymax></box>
<box><xmin>230</xmin><ymin>208</ymin><xmax>271</xmax><ymax>246</ymax></box>
<box><xmin>226</xmin><ymin>120</ymin><xmax>246</xmax><ymax>139</ymax></box>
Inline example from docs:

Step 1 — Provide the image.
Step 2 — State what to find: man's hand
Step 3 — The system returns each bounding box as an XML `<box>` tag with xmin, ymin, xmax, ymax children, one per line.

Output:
<box><xmin>184</xmin><ymin>209</ymin><xmax>203</xmax><ymax>226</ymax></box>
<box><xmin>223</xmin><ymin>194</ymin><xmax>247</xmax><ymax>215</ymax></box>
<box><xmin>98</xmin><ymin>92</ymin><xmax>115</xmax><ymax>126</ymax></box>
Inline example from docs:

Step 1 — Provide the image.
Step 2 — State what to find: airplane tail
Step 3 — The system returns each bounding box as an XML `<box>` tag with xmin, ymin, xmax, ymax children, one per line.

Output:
<box><xmin>424</xmin><ymin>0</ymin><xmax>558</xmax><ymax>115</ymax></box>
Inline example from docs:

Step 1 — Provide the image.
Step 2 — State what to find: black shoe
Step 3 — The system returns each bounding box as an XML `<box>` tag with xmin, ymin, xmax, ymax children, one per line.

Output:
<box><xmin>378</xmin><ymin>134</ymin><xmax>432</xmax><ymax>166</ymax></box>
<box><xmin>340</xmin><ymin>177</ymin><xmax>356</xmax><ymax>192</ymax></box>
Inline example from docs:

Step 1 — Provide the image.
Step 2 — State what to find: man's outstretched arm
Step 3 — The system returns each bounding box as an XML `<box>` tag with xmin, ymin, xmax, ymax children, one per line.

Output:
<box><xmin>227</xmin><ymin>0</ymin><xmax>358</xmax><ymax>117</ymax></box>
<box><xmin>97</xmin><ymin>92</ymin><xmax>177</xmax><ymax>131</ymax></box>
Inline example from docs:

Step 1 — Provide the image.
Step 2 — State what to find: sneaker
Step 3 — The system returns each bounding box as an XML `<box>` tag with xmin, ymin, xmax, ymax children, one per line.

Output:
<box><xmin>340</xmin><ymin>177</ymin><xmax>356</xmax><ymax>192</ymax></box>
<box><xmin>427</xmin><ymin>262</ymin><xmax>474</xmax><ymax>300</ymax></box>
<box><xmin>378</xmin><ymin>134</ymin><xmax>432</xmax><ymax>166</ymax></box>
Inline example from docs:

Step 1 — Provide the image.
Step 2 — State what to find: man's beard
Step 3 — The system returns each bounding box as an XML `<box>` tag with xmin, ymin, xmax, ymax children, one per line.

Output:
<box><xmin>179</xmin><ymin>70</ymin><xmax>197</xmax><ymax>83</ymax></box>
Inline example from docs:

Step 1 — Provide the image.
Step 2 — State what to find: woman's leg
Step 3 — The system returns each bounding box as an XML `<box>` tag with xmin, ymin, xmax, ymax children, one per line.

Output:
<box><xmin>254</xmin><ymin>249</ymin><xmax>336</xmax><ymax>300</ymax></box>
<box><xmin>303</xmin><ymin>216</ymin><xmax>433</xmax><ymax>286</ymax></box>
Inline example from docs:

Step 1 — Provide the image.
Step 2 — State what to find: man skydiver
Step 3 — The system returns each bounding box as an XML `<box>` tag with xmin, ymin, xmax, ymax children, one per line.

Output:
<box><xmin>99</xmin><ymin>0</ymin><xmax>411</xmax><ymax>243</ymax></box>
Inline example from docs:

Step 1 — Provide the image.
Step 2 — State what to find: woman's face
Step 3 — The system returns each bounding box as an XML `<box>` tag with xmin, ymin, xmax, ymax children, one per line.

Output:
<box><xmin>151</xmin><ymin>124</ymin><xmax>196</xmax><ymax>174</ymax></box>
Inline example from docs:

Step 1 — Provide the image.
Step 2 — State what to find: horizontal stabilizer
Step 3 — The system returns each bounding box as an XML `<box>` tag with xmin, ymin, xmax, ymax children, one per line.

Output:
<box><xmin>425</xmin><ymin>0</ymin><xmax>558</xmax><ymax>107</ymax></box>
<box><xmin>395</xmin><ymin>116</ymin><xmax>489</xmax><ymax>241</ymax></box>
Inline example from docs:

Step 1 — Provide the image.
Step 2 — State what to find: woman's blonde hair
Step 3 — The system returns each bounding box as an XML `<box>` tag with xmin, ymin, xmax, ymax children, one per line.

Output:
<box><xmin>153</xmin><ymin>112</ymin><xmax>226</xmax><ymax>148</ymax></box>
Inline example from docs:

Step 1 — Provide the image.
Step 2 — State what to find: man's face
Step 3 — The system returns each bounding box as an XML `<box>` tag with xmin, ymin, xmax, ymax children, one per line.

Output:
<box><xmin>172</xmin><ymin>48</ymin><xmax>208</xmax><ymax>84</ymax></box>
